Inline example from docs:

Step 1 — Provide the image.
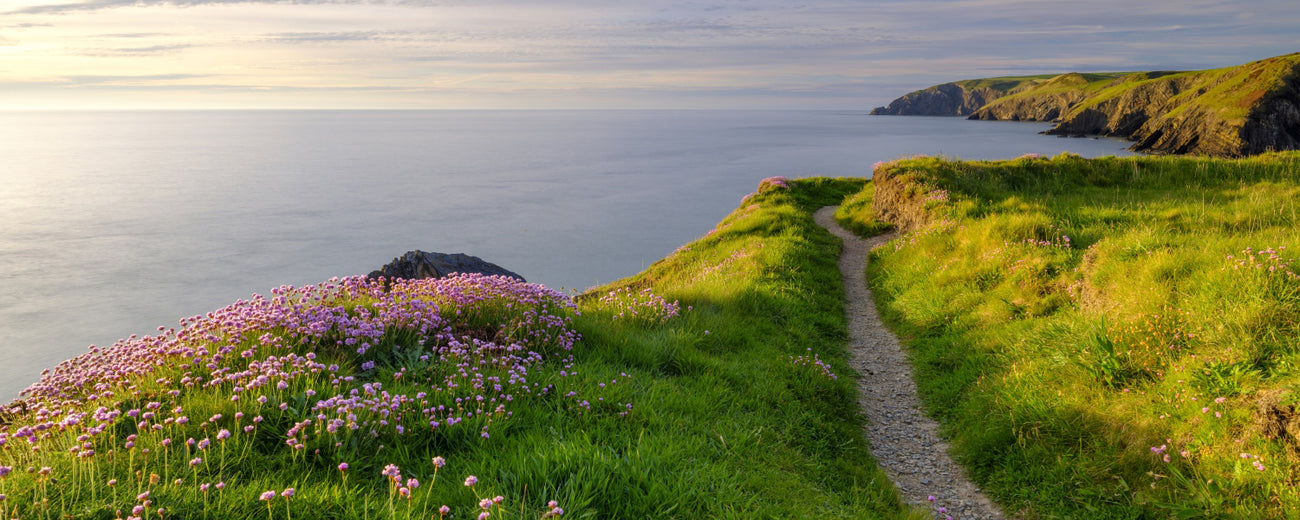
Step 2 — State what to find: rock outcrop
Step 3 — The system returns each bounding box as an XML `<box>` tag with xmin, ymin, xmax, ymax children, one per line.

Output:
<box><xmin>967</xmin><ymin>73</ymin><xmax>1096</xmax><ymax>122</ymax></box>
<box><xmin>870</xmin><ymin>83</ymin><xmax>1006</xmax><ymax>116</ymax></box>
<box><xmin>368</xmin><ymin>251</ymin><xmax>525</xmax><ymax>282</ymax></box>
<box><xmin>873</xmin><ymin>52</ymin><xmax>1300</xmax><ymax>157</ymax></box>
<box><xmin>1040</xmin><ymin>55</ymin><xmax>1300</xmax><ymax>156</ymax></box>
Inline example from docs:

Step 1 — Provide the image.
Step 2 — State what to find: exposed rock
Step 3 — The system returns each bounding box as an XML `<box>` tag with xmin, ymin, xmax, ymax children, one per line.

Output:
<box><xmin>1043</xmin><ymin>73</ymin><xmax>1250</xmax><ymax>156</ymax></box>
<box><xmin>870</xmin><ymin>83</ymin><xmax>1007</xmax><ymax>116</ymax></box>
<box><xmin>1242</xmin><ymin>70</ymin><xmax>1300</xmax><ymax>155</ymax></box>
<box><xmin>968</xmin><ymin>73</ymin><xmax>1095</xmax><ymax>122</ymax></box>
<box><xmin>368</xmin><ymin>251</ymin><xmax>525</xmax><ymax>282</ymax></box>
<box><xmin>873</xmin><ymin>52</ymin><xmax>1300</xmax><ymax>156</ymax></box>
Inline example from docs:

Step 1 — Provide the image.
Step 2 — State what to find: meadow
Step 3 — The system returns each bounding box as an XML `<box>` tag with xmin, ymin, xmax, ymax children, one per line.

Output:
<box><xmin>0</xmin><ymin>178</ymin><xmax>923</xmax><ymax>519</ymax></box>
<box><xmin>847</xmin><ymin>151</ymin><xmax>1300</xmax><ymax>518</ymax></box>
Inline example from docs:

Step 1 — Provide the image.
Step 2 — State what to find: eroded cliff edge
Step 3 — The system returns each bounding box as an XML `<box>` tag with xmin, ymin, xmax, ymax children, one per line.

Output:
<box><xmin>873</xmin><ymin>52</ymin><xmax>1300</xmax><ymax>157</ymax></box>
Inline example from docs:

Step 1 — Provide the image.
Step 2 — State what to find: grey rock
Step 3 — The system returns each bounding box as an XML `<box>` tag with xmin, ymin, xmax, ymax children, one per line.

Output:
<box><xmin>368</xmin><ymin>251</ymin><xmax>525</xmax><ymax>282</ymax></box>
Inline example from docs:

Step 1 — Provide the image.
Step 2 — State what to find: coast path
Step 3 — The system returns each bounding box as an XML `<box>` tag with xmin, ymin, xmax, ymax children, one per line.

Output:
<box><xmin>814</xmin><ymin>207</ymin><xmax>1004</xmax><ymax>520</ymax></box>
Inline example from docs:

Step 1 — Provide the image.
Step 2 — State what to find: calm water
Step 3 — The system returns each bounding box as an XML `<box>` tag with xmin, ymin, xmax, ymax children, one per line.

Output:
<box><xmin>0</xmin><ymin>110</ymin><xmax>1135</xmax><ymax>401</ymax></box>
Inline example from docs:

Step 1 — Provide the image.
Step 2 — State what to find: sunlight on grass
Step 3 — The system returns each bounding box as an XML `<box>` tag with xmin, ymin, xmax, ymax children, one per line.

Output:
<box><xmin>861</xmin><ymin>150</ymin><xmax>1300</xmax><ymax>518</ymax></box>
<box><xmin>0</xmin><ymin>177</ymin><xmax>925</xmax><ymax>519</ymax></box>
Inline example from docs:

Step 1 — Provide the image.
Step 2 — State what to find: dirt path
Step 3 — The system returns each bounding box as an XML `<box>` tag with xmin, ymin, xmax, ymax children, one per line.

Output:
<box><xmin>815</xmin><ymin>206</ymin><xmax>1004</xmax><ymax>520</ymax></box>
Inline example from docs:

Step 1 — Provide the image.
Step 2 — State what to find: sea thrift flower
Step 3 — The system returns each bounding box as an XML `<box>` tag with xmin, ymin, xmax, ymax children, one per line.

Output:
<box><xmin>260</xmin><ymin>491</ymin><xmax>276</xmax><ymax>501</ymax></box>
<box><xmin>431</xmin><ymin>456</ymin><xmax>445</xmax><ymax>468</ymax></box>
<box><xmin>281</xmin><ymin>488</ymin><xmax>294</xmax><ymax>498</ymax></box>
<box><xmin>464</xmin><ymin>475</ymin><xmax>478</xmax><ymax>487</ymax></box>
<box><xmin>338</xmin><ymin>463</ymin><xmax>349</xmax><ymax>472</ymax></box>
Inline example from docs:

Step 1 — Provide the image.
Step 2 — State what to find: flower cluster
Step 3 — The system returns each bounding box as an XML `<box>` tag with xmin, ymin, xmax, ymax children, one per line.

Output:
<box><xmin>1012</xmin><ymin>222</ymin><xmax>1072</xmax><ymax>249</ymax></box>
<box><xmin>0</xmin><ymin>274</ymin><xmax>579</xmax><ymax>518</ymax></box>
<box><xmin>788</xmin><ymin>349</ymin><xmax>837</xmax><ymax>381</ymax></box>
<box><xmin>922</xmin><ymin>189</ymin><xmax>950</xmax><ymax>203</ymax></box>
<box><xmin>594</xmin><ymin>287</ymin><xmax>680</xmax><ymax>324</ymax></box>
<box><xmin>757</xmin><ymin>176</ymin><xmax>791</xmax><ymax>193</ymax></box>
<box><xmin>1227</xmin><ymin>246</ymin><xmax>1300</xmax><ymax>281</ymax></box>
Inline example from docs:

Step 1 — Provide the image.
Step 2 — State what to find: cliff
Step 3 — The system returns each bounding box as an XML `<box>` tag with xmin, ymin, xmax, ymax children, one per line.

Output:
<box><xmin>1043</xmin><ymin>54</ymin><xmax>1300</xmax><ymax>156</ymax></box>
<box><xmin>967</xmin><ymin>72</ymin><xmax>1128</xmax><ymax>122</ymax></box>
<box><xmin>869</xmin><ymin>75</ymin><xmax>1055</xmax><ymax>116</ymax></box>
<box><xmin>874</xmin><ymin>52</ymin><xmax>1300</xmax><ymax>156</ymax></box>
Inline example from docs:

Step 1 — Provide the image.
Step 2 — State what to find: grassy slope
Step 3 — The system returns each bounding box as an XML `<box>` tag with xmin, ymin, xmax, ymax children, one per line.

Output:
<box><xmin>861</xmin><ymin>151</ymin><xmax>1300</xmax><ymax>519</ymax></box>
<box><xmin>951</xmin><ymin>75</ymin><xmax>1059</xmax><ymax>94</ymax></box>
<box><xmin>985</xmin><ymin>72</ymin><xmax>1130</xmax><ymax>101</ymax></box>
<box><xmin>0</xmin><ymin>178</ymin><xmax>922</xmax><ymax>520</ymax></box>
<box><xmin>832</xmin><ymin>181</ymin><xmax>891</xmax><ymax>237</ymax></box>
<box><xmin>1057</xmin><ymin>53</ymin><xmax>1299</xmax><ymax>124</ymax></box>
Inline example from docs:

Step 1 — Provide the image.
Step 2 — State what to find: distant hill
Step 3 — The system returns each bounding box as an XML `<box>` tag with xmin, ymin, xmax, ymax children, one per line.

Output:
<box><xmin>871</xmin><ymin>52</ymin><xmax>1300</xmax><ymax>156</ymax></box>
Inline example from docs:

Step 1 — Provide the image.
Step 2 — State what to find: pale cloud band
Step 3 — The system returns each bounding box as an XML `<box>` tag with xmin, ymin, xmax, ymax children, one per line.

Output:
<box><xmin>1</xmin><ymin>0</ymin><xmax>1295</xmax><ymax>109</ymax></box>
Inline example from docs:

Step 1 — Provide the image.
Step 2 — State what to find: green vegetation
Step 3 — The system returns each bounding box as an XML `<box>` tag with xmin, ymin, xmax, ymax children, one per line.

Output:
<box><xmin>0</xmin><ymin>177</ymin><xmax>923</xmax><ymax>519</ymax></box>
<box><xmin>1065</xmin><ymin>53</ymin><xmax>1300</xmax><ymax>123</ymax></box>
<box><xmin>833</xmin><ymin>181</ymin><xmax>891</xmax><ymax>237</ymax></box>
<box><xmin>951</xmin><ymin>74</ymin><xmax>1059</xmax><ymax>94</ymax></box>
<box><xmin>860</xmin><ymin>151</ymin><xmax>1300</xmax><ymax>518</ymax></box>
<box><xmin>989</xmin><ymin>72</ymin><xmax>1130</xmax><ymax>100</ymax></box>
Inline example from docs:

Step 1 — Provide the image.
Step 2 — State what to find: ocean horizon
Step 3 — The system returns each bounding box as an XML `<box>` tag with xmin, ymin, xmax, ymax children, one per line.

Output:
<box><xmin>0</xmin><ymin>109</ymin><xmax>1136</xmax><ymax>401</ymax></box>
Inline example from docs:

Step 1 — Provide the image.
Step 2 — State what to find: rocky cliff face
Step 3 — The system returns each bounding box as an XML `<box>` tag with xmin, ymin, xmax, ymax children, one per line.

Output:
<box><xmin>1241</xmin><ymin>71</ymin><xmax>1300</xmax><ymax>155</ymax></box>
<box><xmin>874</xmin><ymin>53</ymin><xmax>1300</xmax><ymax>157</ymax></box>
<box><xmin>870</xmin><ymin>83</ymin><xmax>1006</xmax><ymax>116</ymax></box>
<box><xmin>1043</xmin><ymin>59</ymin><xmax>1300</xmax><ymax>156</ymax></box>
<box><xmin>968</xmin><ymin>73</ymin><xmax>1093</xmax><ymax>122</ymax></box>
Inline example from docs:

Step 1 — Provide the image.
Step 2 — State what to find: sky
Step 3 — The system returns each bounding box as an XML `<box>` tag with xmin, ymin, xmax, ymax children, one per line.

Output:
<box><xmin>0</xmin><ymin>0</ymin><xmax>1297</xmax><ymax>110</ymax></box>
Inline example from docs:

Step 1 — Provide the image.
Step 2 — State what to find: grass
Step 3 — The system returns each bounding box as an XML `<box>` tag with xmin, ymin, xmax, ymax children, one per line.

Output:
<box><xmin>1060</xmin><ymin>52</ymin><xmax>1300</xmax><ymax>124</ymax></box>
<box><xmin>0</xmin><ymin>177</ymin><xmax>923</xmax><ymax>519</ymax></box>
<box><xmin>833</xmin><ymin>181</ymin><xmax>891</xmax><ymax>237</ymax></box>
<box><xmin>859</xmin><ymin>150</ymin><xmax>1300</xmax><ymax>518</ymax></box>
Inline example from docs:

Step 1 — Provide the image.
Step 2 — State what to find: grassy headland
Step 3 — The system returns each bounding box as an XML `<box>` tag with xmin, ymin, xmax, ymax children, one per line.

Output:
<box><xmin>877</xmin><ymin>52</ymin><xmax>1300</xmax><ymax>156</ymax></box>
<box><xmin>849</xmin><ymin>151</ymin><xmax>1300</xmax><ymax>518</ymax></box>
<box><xmin>0</xmin><ymin>178</ymin><xmax>921</xmax><ymax>519</ymax></box>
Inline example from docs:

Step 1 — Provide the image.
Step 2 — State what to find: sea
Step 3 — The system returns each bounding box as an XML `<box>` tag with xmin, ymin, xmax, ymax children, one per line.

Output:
<box><xmin>0</xmin><ymin>109</ymin><xmax>1136</xmax><ymax>401</ymax></box>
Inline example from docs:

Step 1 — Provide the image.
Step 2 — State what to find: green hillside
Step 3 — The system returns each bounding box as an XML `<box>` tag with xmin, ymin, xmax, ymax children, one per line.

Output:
<box><xmin>0</xmin><ymin>178</ymin><xmax>924</xmax><ymax>520</ymax></box>
<box><xmin>851</xmin><ymin>151</ymin><xmax>1300</xmax><ymax>518</ymax></box>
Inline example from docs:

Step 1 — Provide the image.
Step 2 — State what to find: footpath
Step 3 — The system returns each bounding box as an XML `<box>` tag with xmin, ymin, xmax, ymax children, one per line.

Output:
<box><xmin>815</xmin><ymin>206</ymin><xmax>1004</xmax><ymax>520</ymax></box>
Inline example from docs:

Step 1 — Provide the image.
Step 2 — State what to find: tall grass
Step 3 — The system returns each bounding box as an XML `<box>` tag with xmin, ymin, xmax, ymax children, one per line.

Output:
<box><xmin>862</xmin><ymin>151</ymin><xmax>1300</xmax><ymax>518</ymax></box>
<box><xmin>0</xmin><ymin>177</ymin><xmax>922</xmax><ymax>519</ymax></box>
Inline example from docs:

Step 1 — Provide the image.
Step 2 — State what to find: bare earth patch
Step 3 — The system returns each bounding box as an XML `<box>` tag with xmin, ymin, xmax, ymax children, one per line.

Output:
<box><xmin>815</xmin><ymin>206</ymin><xmax>1004</xmax><ymax>520</ymax></box>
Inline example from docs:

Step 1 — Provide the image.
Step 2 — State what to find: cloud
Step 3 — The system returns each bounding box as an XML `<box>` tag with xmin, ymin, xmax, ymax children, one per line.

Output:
<box><xmin>3</xmin><ymin>0</ymin><xmax>1298</xmax><ymax>108</ymax></box>
<box><xmin>6</xmin><ymin>0</ymin><xmax>327</xmax><ymax>15</ymax></box>
<box><xmin>262</xmin><ymin>30</ymin><xmax>388</xmax><ymax>43</ymax></box>
<box><xmin>56</xmin><ymin>73</ymin><xmax>210</xmax><ymax>85</ymax></box>
<box><xmin>76</xmin><ymin>44</ymin><xmax>193</xmax><ymax>56</ymax></box>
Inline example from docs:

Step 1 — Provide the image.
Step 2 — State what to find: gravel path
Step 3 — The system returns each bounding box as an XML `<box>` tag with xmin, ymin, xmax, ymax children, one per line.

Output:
<box><xmin>815</xmin><ymin>206</ymin><xmax>1004</xmax><ymax>520</ymax></box>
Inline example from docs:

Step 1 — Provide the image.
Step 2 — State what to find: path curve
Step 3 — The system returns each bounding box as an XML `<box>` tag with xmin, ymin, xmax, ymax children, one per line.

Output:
<box><xmin>815</xmin><ymin>206</ymin><xmax>1004</xmax><ymax>520</ymax></box>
